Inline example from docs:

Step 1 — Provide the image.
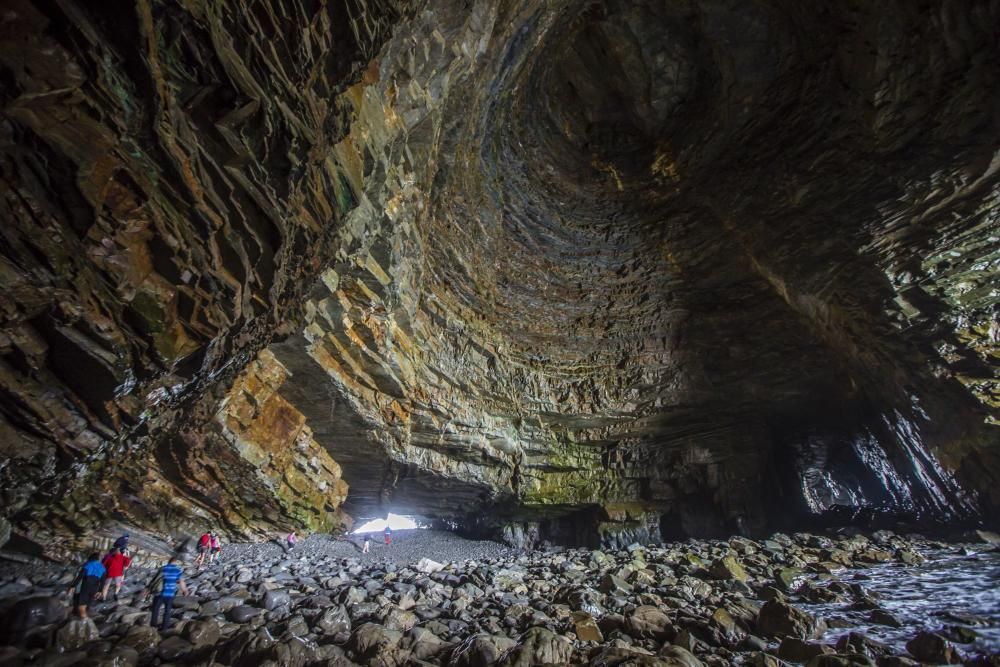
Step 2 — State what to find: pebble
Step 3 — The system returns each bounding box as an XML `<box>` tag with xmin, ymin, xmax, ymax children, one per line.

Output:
<box><xmin>0</xmin><ymin>530</ymin><xmax>995</xmax><ymax>665</ymax></box>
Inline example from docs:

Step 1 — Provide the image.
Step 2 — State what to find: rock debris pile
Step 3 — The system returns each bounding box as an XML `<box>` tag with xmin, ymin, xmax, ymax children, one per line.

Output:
<box><xmin>1</xmin><ymin>531</ymin><xmax>996</xmax><ymax>666</ymax></box>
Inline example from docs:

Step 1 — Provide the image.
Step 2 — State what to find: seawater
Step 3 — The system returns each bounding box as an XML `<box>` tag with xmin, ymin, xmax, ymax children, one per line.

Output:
<box><xmin>802</xmin><ymin>545</ymin><xmax>1000</xmax><ymax>655</ymax></box>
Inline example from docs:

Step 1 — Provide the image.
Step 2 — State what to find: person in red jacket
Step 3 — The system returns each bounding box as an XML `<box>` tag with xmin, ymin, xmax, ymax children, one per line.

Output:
<box><xmin>100</xmin><ymin>547</ymin><xmax>131</xmax><ymax>601</ymax></box>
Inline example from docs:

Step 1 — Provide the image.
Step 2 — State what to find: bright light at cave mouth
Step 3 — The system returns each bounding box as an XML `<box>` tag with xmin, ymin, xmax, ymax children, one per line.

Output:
<box><xmin>353</xmin><ymin>513</ymin><xmax>420</xmax><ymax>533</ymax></box>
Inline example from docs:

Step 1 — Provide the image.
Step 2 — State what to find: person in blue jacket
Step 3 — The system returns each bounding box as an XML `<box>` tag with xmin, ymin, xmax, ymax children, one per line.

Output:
<box><xmin>67</xmin><ymin>553</ymin><xmax>105</xmax><ymax>619</ymax></box>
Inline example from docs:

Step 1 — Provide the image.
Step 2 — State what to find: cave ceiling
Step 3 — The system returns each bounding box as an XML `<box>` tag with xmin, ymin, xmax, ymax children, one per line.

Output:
<box><xmin>0</xmin><ymin>0</ymin><xmax>998</xmax><ymax>553</ymax></box>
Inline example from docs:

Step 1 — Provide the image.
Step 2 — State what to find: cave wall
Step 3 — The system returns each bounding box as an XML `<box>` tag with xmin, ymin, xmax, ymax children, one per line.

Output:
<box><xmin>0</xmin><ymin>0</ymin><xmax>998</xmax><ymax>553</ymax></box>
<box><xmin>0</xmin><ymin>0</ymin><xmax>403</xmax><ymax>554</ymax></box>
<box><xmin>262</xmin><ymin>0</ymin><xmax>999</xmax><ymax>542</ymax></box>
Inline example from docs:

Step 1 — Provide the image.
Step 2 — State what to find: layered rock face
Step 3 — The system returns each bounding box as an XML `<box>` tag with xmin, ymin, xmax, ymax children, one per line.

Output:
<box><xmin>0</xmin><ymin>0</ymin><xmax>998</xmax><ymax>552</ymax></box>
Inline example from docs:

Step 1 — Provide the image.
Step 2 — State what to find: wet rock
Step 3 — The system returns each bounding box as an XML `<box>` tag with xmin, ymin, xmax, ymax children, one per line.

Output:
<box><xmin>262</xmin><ymin>589</ymin><xmax>291</xmax><ymax>611</ymax></box>
<box><xmin>779</xmin><ymin>637</ymin><xmax>834</xmax><ymax>662</ymax></box>
<box><xmin>317</xmin><ymin>604</ymin><xmax>352</xmax><ymax>636</ymax></box>
<box><xmin>757</xmin><ymin>600</ymin><xmax>826</xmax><ymax>639</ymax></box>
<box><xmin>973</xmin><ymin>531</ymin><xmax>1000</xmax><ymax>545</ymax></box>
<box><xmin>836</xmin><ymin>633</ymin><xmax>892</xmax><ymax>659</ymax></box>
<box><xmin>867</xmin><ymin>609</ymin><xmax>903</xmax><ymax>628</ymax></box>
<box><xmin>905</xmin><ymin>631</ymin><xmax>961</xmax><ymax>664</ymax></box>
<box><xmin>775</xmin><ymin>568</ymin><xmax>805</xmax><ymax>591</ymax></box>
<box><xmin>56</xmin><ymin>617</ymin><xmax>100</xmax><ymax>650</ymax></box>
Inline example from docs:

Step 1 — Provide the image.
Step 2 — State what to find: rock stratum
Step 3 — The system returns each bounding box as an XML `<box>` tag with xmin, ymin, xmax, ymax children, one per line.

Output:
<box><xmin>0</xmin><ymin>0</ymin><xmax>999</xmax><ymax>554</ymax></box>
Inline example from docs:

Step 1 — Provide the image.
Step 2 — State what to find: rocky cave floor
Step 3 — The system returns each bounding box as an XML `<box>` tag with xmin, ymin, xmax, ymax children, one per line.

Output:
<box><xmin>0</xmin><ymin>530</ymin><xmax>998</xmax><ymax>667</ymax></box>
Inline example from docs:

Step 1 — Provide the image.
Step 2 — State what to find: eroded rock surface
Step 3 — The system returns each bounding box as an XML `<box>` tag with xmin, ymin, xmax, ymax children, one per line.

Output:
<box><xmin>0</xmin><ymin>0</ymin><xmax>998</xmax><ymax>549</ymax></box>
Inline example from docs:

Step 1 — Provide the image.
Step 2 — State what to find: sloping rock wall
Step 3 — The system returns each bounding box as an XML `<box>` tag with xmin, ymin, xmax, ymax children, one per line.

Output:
<box><xmin>0</xmin><ymin>0</ymin><xmax>402</xmax><ymax>553</ymax></box>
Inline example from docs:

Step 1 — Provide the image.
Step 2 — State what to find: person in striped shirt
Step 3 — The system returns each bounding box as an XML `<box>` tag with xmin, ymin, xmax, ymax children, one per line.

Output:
<box><xmin>144</xmin><ymin>557</ymin><xmax>189</xmax><ymax>631</ymax></box>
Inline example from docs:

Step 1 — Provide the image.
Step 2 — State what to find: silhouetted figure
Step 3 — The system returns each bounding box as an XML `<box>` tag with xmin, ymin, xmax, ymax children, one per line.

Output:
<box><xmin>363</xmin><ymin>534</ymin><xmax>371</xmax><ymax>553</ymax></box>
<box><xmin>384</xmin><ymin>525</ymin><xmax>392</xmax><ymax>546</ymax></box>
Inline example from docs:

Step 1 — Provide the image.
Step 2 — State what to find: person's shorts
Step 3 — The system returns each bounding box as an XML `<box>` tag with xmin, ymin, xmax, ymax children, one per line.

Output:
<box><xmin>77</xmin><ymin>577</ymin><xmax>101</xmax><ymax>606</ymax></box>
<box><xmin>107</xmin><ymin>575</ymin><xmax>124</xmax><ymax>585</ymax></box>
<box><xmin>197</xmin><ymin>545</ymin><xmax>209</xmax><ymax>554</ymax></box>
<box><xmin>211</xmin><ymin>547</ymin><xmax>221</xmax><ymax>553</ymax></box>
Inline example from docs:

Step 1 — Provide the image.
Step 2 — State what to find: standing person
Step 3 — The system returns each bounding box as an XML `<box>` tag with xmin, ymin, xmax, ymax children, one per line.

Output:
<box><xmin>209</xmin><ymin>532</ymin><xmax>222</xmax><ymax>564</ymax></box>
<box><xmin>113</xmin><ymin>532</ymin><xmax>130</xmax><ymax>552</ymax></box>
<box><xmin>195</xmin><ymin>532</ymin><xmax>210</xmax><ymax>569</ymax></box>
<box><xmin>384</xmin><ymin>525</ymin><xmax>392</xmax><ymax>546</ymax></box>
<box><xmin>285</xmin><ymin>530</ymin><xmax>297</xmax><ymax>552</ymax></box>
<box><xmin>145</xmin><ymin>557</ymin><xmax>188</xmax><ymax>632</ymax></box>
<box><xmin>363</xmin><ymin>534</ymin><xmax>371</xmax><ymax>553</ymax></box>
<box><xmin>67</xmin><ymin>553</ymin><xmax>105</xmax><ymax>619</ymax></box>
<box><xmin>100</xmin><ymin>547</ymin><xmax>132</xmax><ymax>601</ymax></box>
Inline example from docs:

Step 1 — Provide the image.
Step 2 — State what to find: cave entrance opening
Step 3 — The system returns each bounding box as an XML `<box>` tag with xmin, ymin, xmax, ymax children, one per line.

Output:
<box><xmin>352</xmin><ymin>513</ymin><xmax>425</xmax><ymax>534</ymax></box>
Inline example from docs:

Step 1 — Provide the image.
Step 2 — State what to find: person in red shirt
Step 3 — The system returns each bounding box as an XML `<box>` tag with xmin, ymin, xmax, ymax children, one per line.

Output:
<box><xmin>100</xmin><ymin>547</ymin><xmax>131</xmax><ymax>601</ymax></box>
<box><xmin>195</xmin><ymin>532</ymin><xmax>211</xmax><ymax>569</ymax></box>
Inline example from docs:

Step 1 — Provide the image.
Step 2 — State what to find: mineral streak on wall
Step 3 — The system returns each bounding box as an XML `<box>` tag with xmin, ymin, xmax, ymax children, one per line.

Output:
<box><xmin>0</xmin><ymin>0</ymin><xmax>998</xmax><ymax>555</ymax></box>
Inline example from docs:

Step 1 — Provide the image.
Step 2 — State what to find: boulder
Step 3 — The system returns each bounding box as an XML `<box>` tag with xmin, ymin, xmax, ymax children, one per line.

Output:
<box><xmin>120</xmin><ymin>624</ymin><xmax>161</xmax><ymax>654</ymax></box>
<box><xmin>905</xmin><ymin>631</ymin><xmax>961</xmax><ymax>664</ymax></box>
<box><xmin>316</xmin><ymin>604</ymin><xmax>351</xmax><ymax>636</ymax></box>
<box><xmin>450</xmin><ymin>633</ymin><xmax>517</xmax><ymax>667</ymax></box>
<box><xmin>757</xmin><ymin>600</ymin><xmax>826</xmax><ymax>639</ymax></box>
<box><xmin>572</xmin><ymin>611</ymin><xmax>604</xmax><ymax>642</ymax></box>
<box><xmin>710</xmin><ymin>555</ymin><xmax>749</xmax><ymax>582</ymax></box>
<box><xmin>55</xmin><ymin>617</ymin><xmax>100</xmax><ymax>650</ymax></box>
<box><xmin>157</xmin><ymin>635</ymin><xmax>192</xmax><ymax>660</ymax></box>
<box><xmin>657</xmin><ymin>645</ymin><xmax>705</xmax><ymax>667</ymax></box>
<box><xmin>262</xmin><ymin>588</ymin><xmax>291</xmax><ymax>611</ymax></box>
<box><xmin>867</xmin><ymin>609</ymin><xmax>902</xmax><ymax>628</ymax></box>
<box><xmin>626</xmin><ymin>605</ymin><xmax>674</xmax><ymax>639</ymax></box>
<box><xmin>778</xmin><ymin>637</ymin><xmax>834</xmax><ymax>662</ymax></box>
<box><xmin>497</xmin><ymin>627</ymin><xmax>573</xmax><ymax>666</ymax></box>
<box><xmin>228</xmin><ymin>605</ymin><xmax>263</xmax><ymax>623</ymax></box>
<box><xmin>0</xmin><ymin>595</ymin><xmax>67</xmax><ymax>643</ymax></box>
<box><xmin>184</xmin><ymin>618</ymin><xmax>221</xmax><ymax>647</ymax></box>
<box><xmin>416</xmin><ymin>558</ymin><xmax>445</xmax><ymax>573</ymax></box>
<box><xmin>349</xmin><ymin>622</ymin><xmax>404</xmax><ymax>661</ymax></box>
